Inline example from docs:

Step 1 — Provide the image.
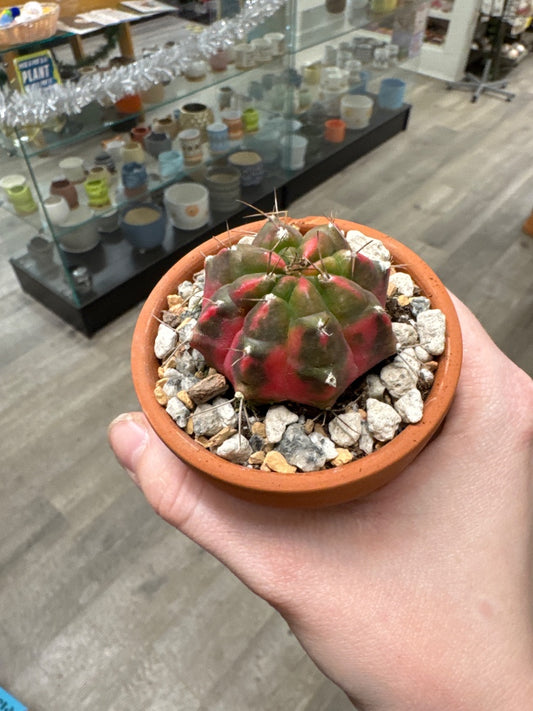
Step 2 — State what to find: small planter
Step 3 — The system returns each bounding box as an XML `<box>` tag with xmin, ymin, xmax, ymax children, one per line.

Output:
<box><xmin>131</xmin><ymin>217</ymin><xmax>462</xmax><ymax>508</ymax></box>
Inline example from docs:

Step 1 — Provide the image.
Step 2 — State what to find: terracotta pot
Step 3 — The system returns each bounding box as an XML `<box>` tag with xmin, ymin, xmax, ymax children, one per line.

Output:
<box><xmin>131</xmin><ymin>217</ymin><xmax>462</xmax><ymax>508</ymax></box>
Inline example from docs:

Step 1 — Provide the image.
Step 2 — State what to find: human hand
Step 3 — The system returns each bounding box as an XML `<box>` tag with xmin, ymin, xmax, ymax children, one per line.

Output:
<box><xmin>108</xmin><ymin>295</ymin><xmax>533</xmax><ymax>711</ymax></box>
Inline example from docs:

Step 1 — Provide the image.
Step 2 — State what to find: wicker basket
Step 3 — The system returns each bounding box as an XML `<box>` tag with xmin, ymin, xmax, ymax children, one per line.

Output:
<box><xmin>0</xmin><ymin>3</ymin><xmax>60</xmax><ymax>47</ymax></box>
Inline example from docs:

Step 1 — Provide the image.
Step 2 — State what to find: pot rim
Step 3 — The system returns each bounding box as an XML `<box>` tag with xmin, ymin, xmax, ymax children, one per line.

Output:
<box><xmin>131</xmin><ymin>217</ymin><xmax>462</xmax><ymax>507</ymax></box>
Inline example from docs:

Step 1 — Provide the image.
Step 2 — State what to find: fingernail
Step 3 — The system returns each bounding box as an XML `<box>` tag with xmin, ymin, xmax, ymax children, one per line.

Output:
<box><xmin>108</xmin><ymin>413</ymin><xmax>148</xmax><ymax>485</ymax></box>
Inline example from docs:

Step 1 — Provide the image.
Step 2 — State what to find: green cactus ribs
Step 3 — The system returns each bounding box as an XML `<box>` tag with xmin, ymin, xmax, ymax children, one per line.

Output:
<box><xmin>191</xmin><ymin>217</ymin><xmax>397</xmax><ymax>409</ymax></box>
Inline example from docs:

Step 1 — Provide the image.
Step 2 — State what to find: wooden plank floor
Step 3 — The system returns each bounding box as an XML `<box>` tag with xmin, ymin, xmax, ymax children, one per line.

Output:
<box><xmin>1</xmin><ymin>25</ymin><xmax>533</xmax><ymax>710</ymax></box>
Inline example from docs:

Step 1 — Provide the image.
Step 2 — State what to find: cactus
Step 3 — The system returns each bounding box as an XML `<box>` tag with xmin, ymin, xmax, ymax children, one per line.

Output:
<box><xmin>191</xmin><ymin>217</ymin><xmax>396</xmax><ymax>409</ymax></box>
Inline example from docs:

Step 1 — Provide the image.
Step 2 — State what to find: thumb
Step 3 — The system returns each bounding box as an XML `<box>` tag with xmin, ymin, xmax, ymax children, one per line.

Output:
<box><xmin>108</xmin><ymin>411</ymin><xmax>216</xmax><ymax>532</ymax></box>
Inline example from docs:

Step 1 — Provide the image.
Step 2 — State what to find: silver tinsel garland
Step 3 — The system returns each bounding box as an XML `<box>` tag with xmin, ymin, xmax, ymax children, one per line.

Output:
<box><xmin>0</xmin><ymin>0</ymin><xmax>287</xmax><ymax>128</ymax></box>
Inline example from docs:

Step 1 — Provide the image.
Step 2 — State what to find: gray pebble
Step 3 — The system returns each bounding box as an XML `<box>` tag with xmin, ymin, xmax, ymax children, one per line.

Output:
<box><xmin>380</xmin><ymin>362</ymin><xmax>418</xmax><ymax>398</ymax></box>
<box><xmin>174</xmin><ymin>350</ymin><xmax>197</xmax><ymax>375</ymax></box>
<box><xmin>277</xmin><ymin>424</ymin><xmax>327</xmax><ymax>472</ymax></box>
<box><xmin>366</xmin><ymin>373</ymin><xmax>386</xmax><ymax>400</ymax></box>
<box><xmin>177</xmin><ymin>317</ymin><xmax>198</xmax><ymax>345</ymax></box>
<box><xmin>328</xmin><ymin>411</ymin><xmax>362</xmax><ymax>447</ymax></box>
<box><xmin>216</xmin><ymin>434</ymin><xmax>252</xmax><ymax>464</ymax></box>
<box><xmin>265</xmin><ymin>405</ymin><xmax>299</xmax><ymax>443</ymax></box>
<box><xmin>418</xmin><ymin>367</ymin><xmax>435</xmax><ymax>388</ymax></box>
<box><xmin>166</xmin><ymin>397</ymin><xmax>190</xmax><ymax>428</ymax></box>
<box><xmin>410</xmin><ymin>296</ymin><xmax>431</xmax><ymax>317</ymax></box>
<box><xmin>178</xmin><ymin>280</ymin><xmax>194</xmax><ymax>300</ymax></box>
<box><xmin>366</xmin><ymin>398</ymin><xmax>402</xmax><ymax>442</ymax></box>
<box><xmin>394</xmin><ymin>388</ymin><xmax>424</xmax><ymax>423</ymax></box>
<box><xmin>309</xmin><ymin>431</ymin><xmax>338</xmax><ymax>461</ymax></box>
<box><xmin>345</xmin><ymin>229</ymin><xmax>391</xmax><ymax>264</ymax></box>
<box><xmin>154</xmin><ymin>323</ymin><xmax>178</xmax><ymax>360</ymax></box>
<box><xmin>392</xmin><ymin>322</ymin><xmax>418</xmax><ymax>350</ymax></box>
<box><xmin>417</xmin><ymin>309</ymin><xmax>446</xmax><ymax>356</ymax></box>
<box><xmin>192</xmin><ymin>397</ymin><xmax>236</xmax><ymax>437</ymax></box>
<box><xmin>389</xmin><ymin>271</ymin><xmax>414</xmax><ymax>297</ymax></box>
<box><xmin>359</xmin><ymin>421</ymin><xmax>374</xmax><ymax>455</ymax></box>
<box><xmin>414</xmin><ymin>345</ymin><xmax>431</xmax><ymax>363</ymax></box>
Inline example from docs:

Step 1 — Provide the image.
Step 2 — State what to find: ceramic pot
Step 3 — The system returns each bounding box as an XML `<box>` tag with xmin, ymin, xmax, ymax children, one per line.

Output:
<box><xmin>280</xmin><ymin>135</ymin><xmax>308</xmax><ymax>170</ymax></box>
<box><xmin>131</xmin><ymin>216</ymin><xmax>462</xmax><ymax>508</ymax></box>
<box><xmin>0</xmin><ymin>173</ymin><xmax>26</xmax><ymax>196</ymax></box>
<box><xmin>50</xmin><ymin>178</ymin><xmax>79</xmax><ymax>209</ymax></box>
<box><xmin>178</xmin><ymin>128</ymin><xmax>203</xmax><ymax>167</ymax></box>
<box><xmin>179</xmin><ymin>103</ymin><xmax>215</xmax><ymax>142</ymax></box>
<box><xmin>58</xmin><ymin>206</ymin><xmax>100</xmax><ymax>253</ymax></box>
<box><xmin>250</xmin><ymin>38</ymin><xmax>273</xmax><ymax>64</ymax></box>
<box><xmin>130</xmin><ymin>126</ymin><xmax>151</xmax><ymax>146</ymax></box>
<box><xmin>58</xmin><ymin>156</ymin><xmax>86</xmax><ymax>183</ymax></box>
<box><xmin>144</xmin><ymin>131</ymin><xmax>172</xmax><ymax>159</ymax></box>
<box><xmin>264</xmin><ymin>31</ymin><xmax>285</xmax><ymax>56</ymax></box>
<box><xmin>87</xmin><ymin>165</ymin><xmax>112</xmax><ymax>185</ymax></box>
<box><xmin>297</xmin><ymin>124</ymin><xmax>323</xmax><ymax>156</ymax></box>
<box><xmin>152</xmin><ymin>115</ymin><xmax>179</xmax><ymax>140</ymax></box>
<box><xmin>228</xmin><ymin>151</ymin><xmax>264</xmax><ymax>187</ymax></box>
<box><xmin>204</xmin><ymin>166</ymin><xmax>241</xmax><ymax>213</ymax></box>
<box><xmin>158</xmin><ymin>150</ymin><xmax>184</xmax><ymax>179</ymax></box>
<box><xmin>377</xmin><ymin>77</ymin><xmax>406</xmax><ymax>109</ymax></box>
<box><xmin>122</xmin><ymin>161</ymin><xmax>148</xmax><ymax>199</ymax></box>
<box><xmin>42</xmin><ymin>194</ymin><xmax>70</xmax><ymax>226</ymax></box>
<box><xmin>241</xmin><ymin>107</ymin><xmax>260</xmax><ymax>133</ymax></box>
<box><xmin>221</xmin><ymin>110</ymin><xmax>244</xmax><ymax>141</ymax></box>
<box><xmin>94</xmin><ymin>151</ymin><xmax>116</xmax><ymax>175</ymax></box>
<box><xmin>341</xmin><ymin>94</ymin><xmax>374</xmax><ymax>128</ymax></box>
<box><xmin>7</xmin><ymin>184</ymin><xmax>38</xmax><ymax>214</ymax></box>
<box><xmin>324</xmin><ymin>118</ymin><xmax>347</xmax><ymax>142</ymax></box>
<box><xmin>120</xmin><ymin>203</ymin><xmax>166</xmax><ymax>251</ymax></box>
<box><xmin>209</xmin><ymin>49</ymin><xmax>230</xmax><ymax>72</ymax></box>
<box><xmin>27</xmin><ymin>235</ymin><xmax>58</xmax><ymax>274</ymax></box>
<box><xmin>217</xmin><ymin>86</ymin><xmax>234</xmax><ymax>111</ymax></box>
<box><xmin>121</xmin><ymin>141</ymin><xmax>145</xmax><ymax>165</ymax></box>
<box><xmin>84</xmin><ymin>177</ymin><xmax>111</xmax><ymax>208</ymax></box>
<box><xmin>115</xmin><ymin>93</ymin><xmax>143</xmax><ymax>115</ymax></box>
<box><xmin>206</xmin><ymin>122</ymin><xmax>230</xmax><ymax>155</ymax></box>
<box><xmin>164</xmin><ymin>182</ymin><xmax>209</xmax><ymax>231</ymax></box>
<box><xmin>183</xmin><ymin>60</ymin><xmax>208</xmax><ymax>81</ymax></box>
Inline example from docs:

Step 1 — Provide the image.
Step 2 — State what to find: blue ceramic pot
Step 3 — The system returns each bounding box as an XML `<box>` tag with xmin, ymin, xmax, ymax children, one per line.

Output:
<box><xmin>120</xmin><ymin>202</ymin><xmax>166</xmax><ymax>251</ymax></box>
<box><xmin>122</xmin><ymin>161</ymin><xmax>148</xmax><ymax>199</ymax></box>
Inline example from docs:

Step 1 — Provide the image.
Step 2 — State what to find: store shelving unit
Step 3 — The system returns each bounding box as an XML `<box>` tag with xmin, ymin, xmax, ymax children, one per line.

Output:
<box><xmin>1</xmin><ymin>1</ymin><xmax>418</xmax><ymax>334</ymax></box>
<box><xmin>404</xmin><ymin>0</ymin><xmax>482</xmax><ymax>81</ymax></box>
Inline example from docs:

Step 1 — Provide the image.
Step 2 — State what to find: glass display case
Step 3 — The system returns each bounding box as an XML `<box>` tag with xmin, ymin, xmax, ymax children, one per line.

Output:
<box><xmin>1</xmin><ymin>0</ymin><xmax>421</xmax><ymax>334</ymax></box>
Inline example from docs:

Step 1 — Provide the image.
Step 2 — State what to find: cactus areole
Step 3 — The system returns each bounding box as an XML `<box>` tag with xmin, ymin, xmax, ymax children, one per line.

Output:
<box><xmin>190</xmin><ymin>218</ymin><xmax>397</xmax><ymax>409</ymax></box>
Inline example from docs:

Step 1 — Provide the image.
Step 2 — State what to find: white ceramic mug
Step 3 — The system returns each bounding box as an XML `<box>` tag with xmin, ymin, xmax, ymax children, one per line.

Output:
<box><xmin>164</xmin><ymin>183</ymin><xmax>209</xmax><ymax>230</ymax></box>
<box><xmin>280</xmin><ymin>135</ymin><xmax>308</xmax><ymax>171</ymax></box>
<box><xmin>340</xmin><ymin>94</ymin><xmax>374</xmax><ymax>128</ymax></box>
<box><xmin>59</xmin><ymin>157</ymin><xmax>86</xmax><ymax>183</ymax></box>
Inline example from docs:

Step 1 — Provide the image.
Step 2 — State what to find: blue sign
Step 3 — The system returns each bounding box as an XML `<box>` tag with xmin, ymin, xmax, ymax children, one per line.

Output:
<box><xmin>14</xmin><ymin>50</ymin><xmax>61</xmax><ymax>91</ymax></box>
<box><xmin>0</xmin><ymin>686</ymin><xmax>27</xmax><ymax>711</ymax></box>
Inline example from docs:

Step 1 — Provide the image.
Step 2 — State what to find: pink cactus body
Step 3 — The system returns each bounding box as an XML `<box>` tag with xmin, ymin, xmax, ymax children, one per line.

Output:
<box><xmin>191</xmin><ymin>219</ymin><xmax>396</xmax><ymax>409</ymax></box>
